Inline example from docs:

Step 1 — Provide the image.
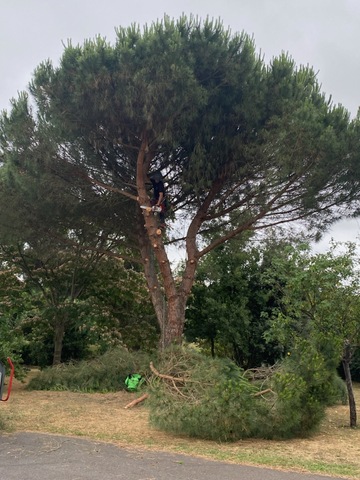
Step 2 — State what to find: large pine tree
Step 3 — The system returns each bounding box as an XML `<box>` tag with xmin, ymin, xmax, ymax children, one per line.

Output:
<box><xmin>1</xmin><ymin>16</ymin><xmax>360</xmax><ymax>347</ymax></box>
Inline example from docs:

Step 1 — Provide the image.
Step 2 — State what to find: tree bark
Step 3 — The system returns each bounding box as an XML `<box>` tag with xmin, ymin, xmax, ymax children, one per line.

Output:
<box><xmin>138</xmin><ymin>229</ymin><xmax>167</xmax><ymax>347</ymax></box>
<box><xmin>52</xmin><ymin>314</ymin><xmax>66</xmax><ymax>365</ymax></box>
<box><xmin>138</xmin><ymin>227</ymin><xmax>190</xmax><ymax>348</ymax></box>
<box><xmin>162</xmin><ymin>295</ymin><xmax>187</xmax><ymax>347</ymax></box>
<box><xmin>342</xmin><ymin>339</ymin><xmax>357</xmax><ymax>428</ymax></box>
<box><xmin>136</xmin><ymin>136</ymin><xmax>193</xmax><ymax>348</ymax></box>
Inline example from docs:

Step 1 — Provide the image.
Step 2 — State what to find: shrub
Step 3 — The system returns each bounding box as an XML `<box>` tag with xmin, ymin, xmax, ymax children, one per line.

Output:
<box><xmin>0</xmin><ymin>317</ymin><xmax>26</xmax><ymax>380</ymax></box>
<box><xmin>326</xmin><ymin>373</ymin><xmax>348</xmax><ymax>406</ymax></box>
<box><xmin>267</xmin><ymin>342</ymin><xmax>345</xmax><ymax>438</ymax></box>
<box><xmin>27</xmin><ymin>346</ymin><xmax>151</xmax><ymax>392</ymax></box>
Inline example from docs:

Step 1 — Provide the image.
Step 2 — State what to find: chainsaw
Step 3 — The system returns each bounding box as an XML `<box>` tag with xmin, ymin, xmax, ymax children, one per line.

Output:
<box><xmin>140</xmin><ymin>205</ymin><xmax>162</xmax><ymax>213</ymax></box>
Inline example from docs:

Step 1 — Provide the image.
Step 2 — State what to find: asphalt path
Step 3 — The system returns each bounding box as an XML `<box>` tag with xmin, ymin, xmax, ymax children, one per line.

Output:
<box><xmin>0</xmin><ymin>432</ymin><xmax>347</xmax><ymax>480</ymax></box>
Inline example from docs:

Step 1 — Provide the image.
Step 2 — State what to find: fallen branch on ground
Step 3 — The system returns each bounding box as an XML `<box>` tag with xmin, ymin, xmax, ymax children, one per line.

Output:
<box><xmin>124</xmin><ymin>393</ymin><xmax>149</xmax><ymax>409</ymax></box>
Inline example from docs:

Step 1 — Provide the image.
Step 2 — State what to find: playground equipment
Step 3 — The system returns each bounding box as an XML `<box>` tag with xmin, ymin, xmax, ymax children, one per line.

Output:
<box><xmin>0</xmin><ymin>358</ymin><xmax>14</xmax><ymax>401</ymax></box>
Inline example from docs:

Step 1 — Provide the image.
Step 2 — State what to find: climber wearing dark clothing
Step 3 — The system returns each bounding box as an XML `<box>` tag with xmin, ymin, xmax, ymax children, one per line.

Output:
<box><xmin>149</xmin><ymin>172</ymin><xmax>166</xmax><ymax>227</ymax></box>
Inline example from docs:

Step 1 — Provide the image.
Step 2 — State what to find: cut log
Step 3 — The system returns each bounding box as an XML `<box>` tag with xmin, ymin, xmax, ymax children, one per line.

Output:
<box><xmin>124</xmin><ymin>393</ymin><xmax>149</xmax><ymax>409</ymax></box>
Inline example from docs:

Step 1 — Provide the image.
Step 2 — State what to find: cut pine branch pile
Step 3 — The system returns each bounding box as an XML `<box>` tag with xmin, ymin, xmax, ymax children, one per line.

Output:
<box><xmin>149</xmin><ymin>361</ymin><xmax>197</xmax><ymax>400</ymax></box>
<box><xmin>149</xmin><ymin>361</ymin><xmax>186</xmax><ymax>382</ymax></box>
<box><xmin>124</xmin><ymin>361</ymin><xmax>276</xmax><ymax>409</ymax></box>
<box><xmin>243</xmin><ymin>363</ymin><xmax>280</xmax><ymax>381</ymax></box>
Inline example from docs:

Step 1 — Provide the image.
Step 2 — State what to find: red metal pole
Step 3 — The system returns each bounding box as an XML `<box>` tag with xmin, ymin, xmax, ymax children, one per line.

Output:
<box><xmin>1</xmin><ymin>358</ymin><xmax>14</xmax><ymax>402</ymax></box>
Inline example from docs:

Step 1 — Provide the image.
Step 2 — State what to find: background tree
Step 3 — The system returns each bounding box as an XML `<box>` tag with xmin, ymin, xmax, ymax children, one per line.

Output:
<box><xmin>185</xmin><ymin>234</ymin><xmax>285</xmax><ymax>367</ymax></box>
<box><xmin>17</xmin><ymin>256</ymin><xmax>157</xmax><ymax>367</ymax></box>
<box><xmin>0</xmin><ymin>239</ymin><xmax>157</xmax><ymax>365</ymax></box>
<box><xmin>0</xmin><ymin>262</ymin><xmax>26</xmax><ymax>374</ymax></box>
<box><xmin>1</xmin><ymin>16</ymin><xmax>360</xmax><ymax>347</ymax></box>
<box><xmin>265</xmin><ymin>242</ymin><xmax>360</xmax><ymax>428</ymax></box>
<box><xmin>0</xmin><ymin>236</ymin><xmax>116</xmax><ymax>365</ymax></box>
<box><xmin>82</xmin><ymin>256</ymin><xmax>158</xmax><ymax>353</ymax></box>
<box><xmin>0</xmin><ymin>96</ymin><xmax>145</xmax><ymax>363</ymax></box>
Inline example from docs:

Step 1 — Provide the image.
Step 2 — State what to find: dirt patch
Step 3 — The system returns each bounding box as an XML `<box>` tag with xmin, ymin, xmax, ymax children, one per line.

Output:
<box><xmin>2</xmin><ymin>373</ymin><xmax>360</xmax><ymax>478</ymax></box>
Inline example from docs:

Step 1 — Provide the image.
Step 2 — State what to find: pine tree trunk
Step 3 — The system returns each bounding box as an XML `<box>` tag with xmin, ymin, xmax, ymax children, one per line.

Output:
<box><xmin>137</xmin><ymin>208</ymin><xmax>188</xmax><ymax>348</ymax></box>
<box><xmin>138</xmin><ymin>229</ymin><xmax>188</xmax><ymax>348</ymax></box>
<box><xmin>136</xmin><ymin>136</ymin><xmax>199</xmax><ymax>350</ymax></box>
<box><xmin>162</xmin><ymin>295</ymin><xmax>186</xmax><ymax>347</ymax></box>
<box><xmin>342</xmin><ymin>340</ymin><xmax>357</xmax><ymax>428</ymax></box>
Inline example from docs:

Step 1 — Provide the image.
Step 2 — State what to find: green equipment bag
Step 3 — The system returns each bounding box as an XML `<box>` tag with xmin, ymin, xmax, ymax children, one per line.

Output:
<box><xmin>125</xmin><ymin>373</ymin><xmax>143</xmax><ymax>392</ymax></box>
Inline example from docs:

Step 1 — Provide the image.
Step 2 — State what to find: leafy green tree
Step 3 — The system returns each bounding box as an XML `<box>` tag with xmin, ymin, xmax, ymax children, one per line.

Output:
<box><xmin>0</xmin><ymin>243</ymin><xmax>136</xmax><ymax>365</ymax></box>
<box><xmin>185</xmin><ymin>236</ymin><xmax>282</xmax><ymax>367</ymax></box>
<box><xmin>82</xmin><ymin>256</ymin><xmax>159</xmax><ymax>353</ymax></box>
<box><xmin>0</xmin><ymin>239</ymin><xmax>113</xmax><ymax>365</ymax></box>
<box><xmin>0</xmin><ymin>95</ymin><xmax>147</xmax><ymax>363</ymax></box>
<box><xmin>1</xmin><ymin>16</ymin><xmax>360</xmax><ymax>347</ymax></box>
<box><xmin>1</xmin><ymin>243</ymin><xmax>156</xmax><ymax>365</ymax></box>
<box><xmin>19</xmin><ymin>259</ymin><xmax>157</xmax><ymax>367</ymax></box>
<box><xmin>0</xmin><ymin>262</ymin><xmax>28</xmax><ymax>376</ymax></box>
<box><xmin>265</xmin><ymin>243</ymin><xmax>360</xmax><ymax>428</ymax></box>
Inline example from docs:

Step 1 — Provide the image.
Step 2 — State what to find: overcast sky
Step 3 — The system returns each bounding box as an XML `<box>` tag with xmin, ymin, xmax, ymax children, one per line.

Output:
<box><xmin>1</xmin><ymin>0</ymin><xmax>360</xmax><ymax>249</ymax></box>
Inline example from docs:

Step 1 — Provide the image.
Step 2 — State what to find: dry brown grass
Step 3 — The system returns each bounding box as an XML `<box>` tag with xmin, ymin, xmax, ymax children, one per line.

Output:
<box><xmin>2</xmin><ymin>371</ymin><xmax>360</xmax><ymax>478</ymax></box>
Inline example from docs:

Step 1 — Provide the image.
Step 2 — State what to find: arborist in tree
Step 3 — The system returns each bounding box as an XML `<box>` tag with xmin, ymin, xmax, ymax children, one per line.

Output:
<box><xmin>149</xmin><ymin>171</ymin><xmax>167</xmax><ymax>229</ymax></box>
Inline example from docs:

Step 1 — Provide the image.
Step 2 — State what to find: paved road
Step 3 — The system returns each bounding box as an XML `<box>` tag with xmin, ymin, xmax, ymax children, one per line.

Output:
<box><xmin>0</xmin><ymin>432</ymin><xmax>347</xmax><ymax>480</ymax></box>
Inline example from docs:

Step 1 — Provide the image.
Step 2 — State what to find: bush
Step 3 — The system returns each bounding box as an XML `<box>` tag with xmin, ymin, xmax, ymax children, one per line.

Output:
<box><xmin>267</xmin><ymin>343</ymin><xmax>347</xmax><ymax>438</ymax></box>
<box><xmin>27</xmin><ymin>346</ymin><xmax>152</xmax><ymax>392</ymax></box>
<box><xmin>326</xmin><ymin>373</ymin><xmax>348</xmax><ymax>406</ymax></box>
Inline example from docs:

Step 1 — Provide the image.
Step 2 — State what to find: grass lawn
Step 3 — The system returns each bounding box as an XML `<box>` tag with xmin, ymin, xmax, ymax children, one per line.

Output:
<box><xmin>1</xmin><ymin>372</ymin><xmax>359</xmax><ymax>479</ymax></box>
